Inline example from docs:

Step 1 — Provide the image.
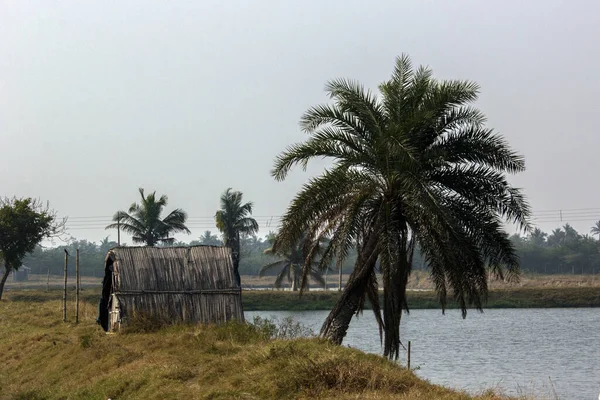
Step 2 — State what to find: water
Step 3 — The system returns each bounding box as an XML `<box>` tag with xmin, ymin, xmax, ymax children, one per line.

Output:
<box><xmin>245</xmin><ymin>308</ymin><xmax>600</xmax><ymax>399</ymax></box>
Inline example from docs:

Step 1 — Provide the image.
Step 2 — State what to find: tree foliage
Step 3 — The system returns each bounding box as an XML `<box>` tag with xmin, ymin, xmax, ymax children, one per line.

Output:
<box><xmin>106</xmin><ymin>188</ymin><xmax>190</xmax><ymax>246</ymax></box>
<box><xmin>195</xmin><ymin>230</ymin><xmax>223</xmax><ymax>246</ymax></box>
<box><xmin>260</xmin><ymin>232</ymin><xmax>327</xmax><ymax>291</ymax></box>
<box><xmin>0</xmin><ymin>198</ymin><xmax>62</xmax><ymax>299</ymax></box>
<box><xmin>511</xmin><ymin>223</ymin><xmax>600</xmax><ymax>274</ymax></box>
<box><xmin>272</xmin><ymin>54</ymin><xmax>530</xmax><ymax>358</ymax></box>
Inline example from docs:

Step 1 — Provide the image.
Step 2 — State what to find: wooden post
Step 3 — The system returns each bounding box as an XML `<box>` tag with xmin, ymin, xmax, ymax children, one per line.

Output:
<box><xmin>407</xmin><ymin>340</ymin><xmax>411</xmax><ymax>370</ymax></box>
<box><xmin>338</xmin><ymin>266</ymin><xmax>342</xmax><ymax>292</ymax></box>
<box><xmin>63</xmin><ymin>250</ymin><xmax>69</xmax><ymax>322</ymax></box>
<box><xmin>75</xmin><ymin>249</ymin><xmax>80</xmax><ymax>324</ymax></box>
<box><xmin>46</xmin><ymin>267</ymin><xmax>50</xmax><ymax>292</ymax></box>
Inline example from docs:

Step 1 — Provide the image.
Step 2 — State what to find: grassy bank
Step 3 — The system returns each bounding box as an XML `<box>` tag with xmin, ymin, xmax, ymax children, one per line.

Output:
<box><xmin>0</xmin><ymin>292</ymin><xmax>513</xmax><ymax>400</ymax></box>
<box><xmin>242</xmin><ymin>287</ymin><xmax>600</xmax><ymax>311</ymax></box>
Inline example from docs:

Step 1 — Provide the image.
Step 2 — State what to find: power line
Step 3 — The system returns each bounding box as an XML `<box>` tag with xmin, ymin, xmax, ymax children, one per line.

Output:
<box><xmin>60</xmin><ymin>207</ymin><xmax>600</xmax><ymax>233</ymax></box>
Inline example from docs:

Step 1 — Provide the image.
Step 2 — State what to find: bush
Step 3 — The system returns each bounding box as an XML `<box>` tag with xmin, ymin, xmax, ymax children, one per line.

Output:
<box><xmin>251</xmin><ymin>315</ymin><xmax>314</xmax><ymax>340</ymax></box>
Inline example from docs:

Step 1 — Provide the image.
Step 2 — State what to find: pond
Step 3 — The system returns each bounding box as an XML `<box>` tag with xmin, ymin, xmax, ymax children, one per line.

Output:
<box><xmin>246</xmin><ymin>308</ymin><xmax>600</xmax><ymax>399</ymax></box>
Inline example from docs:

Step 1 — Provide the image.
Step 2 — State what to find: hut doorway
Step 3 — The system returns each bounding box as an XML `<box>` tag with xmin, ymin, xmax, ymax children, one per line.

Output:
<box><xmin>98</xmin><ymin>259</ymin><xmax>113</xmax><ymax>331</ymax></box>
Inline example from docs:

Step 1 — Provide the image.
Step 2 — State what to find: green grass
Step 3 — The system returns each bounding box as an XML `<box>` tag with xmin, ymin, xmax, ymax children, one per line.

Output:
<box><xmin>0</xmin><ymin>290</ymin><xmax>519</xmax><ymax>400</ymax></box>
<box><xmin>242</xmin><ymin>287</ymin><xmax>600</xmax><ymax>311</ymax></box>
<box><xmin>6</xmin><ymin>285</ymin><xmax>600</xmax><ymax>312</ymax></box>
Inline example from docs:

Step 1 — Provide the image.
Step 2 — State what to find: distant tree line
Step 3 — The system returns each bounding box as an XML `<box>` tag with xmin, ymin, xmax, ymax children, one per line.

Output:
<box><xmin>22</xmin><ymin>222</ymin><xmax>600</xmax><ymax>281</ymax></box>
<box><xmin>22</xmin><ymin>231</ymin><xmax>360</xmax><ymax>279</ymax></box>
<box><xmin>509</xmin><ymin>224</ymin><xmax>600</xmax><ymax>275</ymax></box>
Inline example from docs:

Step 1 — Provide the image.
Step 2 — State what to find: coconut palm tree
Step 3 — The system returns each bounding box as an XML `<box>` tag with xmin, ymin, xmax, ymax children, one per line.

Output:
<box><xmin>106</xmin><ymin>188</ymin><xmax>190</xmax><ymax>246</ymax></box>
<box><xmin>215</xmin><ymin>188</ymin><xmax>259</xmax><ymax>286</ymax></box>
<box><xmin>271</xmin><ymin>54</ymin><xmax>530</xmax><ymax>359</ymax></box>
<box><xmin>547</xmin><ymin>228</ymin><xmax>565</xmax><ymax>247</ymax></box>
<box><xmin>527</xmin><ymin>228</ymin><xmax>547</xmax><ymax>247</ymax></box>
<box><xmin>260</xmin><ymin>233</ymin><xmax>326</xmax><ymax>291</ymax></box>
<box><xmin>198</xmin><ymin>230</ymin><xmax>223</xmax><ymax>246</ymax></box>
<box><xmin>590</xmin><ymin>221</ymin><xmax>600</xmax><ymax>240</ymax></box>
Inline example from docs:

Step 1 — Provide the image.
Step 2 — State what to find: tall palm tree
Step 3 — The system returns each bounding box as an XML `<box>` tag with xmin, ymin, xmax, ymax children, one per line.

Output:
<box><xmin>106</xmin><ymin>188</ymin><xmax>190</xmax><ymax>246</ymax></box>
<box><xmin>590</xmin><ymin>221</ymin><xmax>600</xmax><ymax>240</ymax></box>
<box><xmin>215</xmin><ymin>188</ymin><xmax>259</xmax><ymax>286</ymax></box>
<box><xmin>272</xmin><ymin>54</ymin><xmax>530</xmax><ymax>359</ymax></box>
<box><xmin>260</xmin><ymin>233</ymin><xmax>326</xmax><ymax>291</ymax></box>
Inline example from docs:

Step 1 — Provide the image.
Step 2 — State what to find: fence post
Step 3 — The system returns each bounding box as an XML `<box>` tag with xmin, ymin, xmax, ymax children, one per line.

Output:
<box><xmin>75</xmin><ymin>249</ymin><xmax>80</xmax><ymax>324</ymax></box>
<box><xmin>63</xmin><ymin>249</ymin><xmax>69</xmax><ymax>322</ymax></box>
<box><xmin>407</xmin><ymin>340</ymin><xmax>411</xmax><ymax>370</ymax></box>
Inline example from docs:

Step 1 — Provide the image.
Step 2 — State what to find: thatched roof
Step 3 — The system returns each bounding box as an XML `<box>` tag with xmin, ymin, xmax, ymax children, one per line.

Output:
<box><xmin>106</xmin><ymin>245</ymin><xmax>239</xmax><ymax>294</ymax></box>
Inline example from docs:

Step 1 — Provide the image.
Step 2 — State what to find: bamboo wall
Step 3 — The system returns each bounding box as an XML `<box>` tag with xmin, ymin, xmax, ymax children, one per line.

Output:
<box><xmin>105</xmin><ymin>246</ymin><xmax>244</xmax><ymax>330</ymax></box>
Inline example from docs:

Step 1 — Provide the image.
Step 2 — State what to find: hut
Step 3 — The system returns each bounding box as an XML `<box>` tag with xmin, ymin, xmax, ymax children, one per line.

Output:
<box><xmin>97</xmin><ymin>245</ymin><xmax>244</xmax><ymax>332</ymax></box>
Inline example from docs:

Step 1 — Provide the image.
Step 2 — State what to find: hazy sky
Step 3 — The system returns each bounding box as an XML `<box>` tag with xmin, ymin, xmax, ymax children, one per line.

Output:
<box><xmin>2</xmin><ymin>1</ymin><xmax>599</xmax><ymax>244</ymax></box>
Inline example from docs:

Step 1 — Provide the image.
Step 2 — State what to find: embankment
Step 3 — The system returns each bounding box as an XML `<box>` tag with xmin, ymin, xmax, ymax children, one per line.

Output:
<box><xmin>0</xmin><ymin>291</ymin><xmax>513</xmax><ymax>399</ymax></box>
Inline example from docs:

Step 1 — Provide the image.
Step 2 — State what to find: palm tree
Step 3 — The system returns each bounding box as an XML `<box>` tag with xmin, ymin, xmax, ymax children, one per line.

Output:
<box><xmin>547</xmin><ymin>228</ymin><xmax>565</xmax><ymax>247</ymax></box>
<box><xmin>106</xmin><ymin>188</ymin><xmax>190</xmax><ymax>246</ymax></box>
<box><xmin>198</xmin><ymin>230</ymin><xmax>222</xmax><ymax>246</ymax></box>
<box><xmin>590</xmin><ymin>221</ymin><xmax>600</xmax><ymax>240</ymax></box>
<box><xmin>98</xmin><ymin>236</ymin><xmax>118</xmax><ymax>253</ymax></box>
<box><xmin>271</xmin><ymin>54</ymin><xmax>530</xmax><ymax>359</ymax></box>
<box><xmin>260</xmin><ymin>233</ymin><xmax>326</xmax><ymax>291</ymax></box>
<box><xmin>215</xmin><ymin>188</ymin><xmax>259</xmax><ymax>286</ymax></box>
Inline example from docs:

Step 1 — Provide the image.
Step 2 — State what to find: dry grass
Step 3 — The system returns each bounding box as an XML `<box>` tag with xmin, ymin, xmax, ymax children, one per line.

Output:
<box><xmin>5</xmin><ymin>274</ymin><xmax>102</xmax><ymax>290</ymax></box>
<box><xmin>244</xmin><ymin>270</ymin><xmax>600</xmax><ymax>290</ymax></box>
<box><xmin>7</xmin><ymin>271</ymin><xmax>599</xmax><ymax>292</ymax></box>
<box><xmin>0</xmin><ymin>290</ymin><xmax>521</xmax><ymax>400</ymax></box>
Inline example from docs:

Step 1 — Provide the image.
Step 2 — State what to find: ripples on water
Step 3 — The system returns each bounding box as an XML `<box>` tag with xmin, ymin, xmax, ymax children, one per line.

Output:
<box><xmin>245</xmin><ymin>308</ymin><xmax>600</xmax><ymax>399</ymax></box>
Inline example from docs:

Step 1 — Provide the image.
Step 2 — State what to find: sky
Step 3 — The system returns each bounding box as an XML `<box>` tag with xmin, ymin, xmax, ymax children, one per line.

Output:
<box><xmin>2</xmin><ymin>0</ymin><xmax>600</xmax><ymax>245</ymax></box>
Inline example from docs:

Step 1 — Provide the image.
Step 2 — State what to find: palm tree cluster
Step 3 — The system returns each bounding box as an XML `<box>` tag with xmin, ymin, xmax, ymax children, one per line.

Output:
<box><xmin>105</xmin><ymin>187</ymin><xmax>261</xmax><ymax>287</ymax></box>
<box><xmin>511</xmin><ymin>224</ymin><xmax>600</xmax><ymax>274</ymax></box>
<box><xmin>271</xmin><ymin>54</ymin><xmax>530</xmax><ymax>359</ymax></box>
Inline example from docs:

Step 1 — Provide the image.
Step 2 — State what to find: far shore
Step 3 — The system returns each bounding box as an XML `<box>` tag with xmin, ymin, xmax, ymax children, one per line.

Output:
<box><xmin>5</xmin><ymin>284</ymin><xmax>599</xmax><ymax>311</ymax></box>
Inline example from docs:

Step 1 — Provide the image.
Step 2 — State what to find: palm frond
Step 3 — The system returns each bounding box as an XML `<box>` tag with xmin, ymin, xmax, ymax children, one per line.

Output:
<box><xmin>259</xmin><ymin>260</ymin><xmax>289</xmax><ymax>278</ymax></box>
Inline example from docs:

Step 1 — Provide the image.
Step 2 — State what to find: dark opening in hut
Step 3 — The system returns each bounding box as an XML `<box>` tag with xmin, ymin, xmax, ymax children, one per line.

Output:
<box><xmin>97</xmin><ymin>245</ymin><xmax>244</xmax><ymax>332</ymax></box>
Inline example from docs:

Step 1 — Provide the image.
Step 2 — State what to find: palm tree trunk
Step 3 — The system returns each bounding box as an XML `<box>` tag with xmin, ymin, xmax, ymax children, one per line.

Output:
<box><xmin>232</xmin><ymin>234</ymin><xmax>241</xmax><ymax>287</ymax></box>
<box><xmin>320</xmin><ymin>231</ymin><xmax>380</xmax><ymax>345</ymax></box>
<box><xmin>0</xmin><ymin>263</ymin><xmax>12</xmax><ymax>301</ymax></box>
<box><xmin>321</xmin><ymin>279</ymin><xmax>367</xmax><ymax>344</ymax></box>
<box><xmin>291</xmin><ymin>277</ymin><xmax>297</xmax><ymax>291</ymax></box>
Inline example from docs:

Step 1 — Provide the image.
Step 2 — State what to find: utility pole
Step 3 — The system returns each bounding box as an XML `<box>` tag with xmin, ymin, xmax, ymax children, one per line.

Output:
<box><xmin>75</xmin><ymin>249</ymin><xmax>80</xmax><ymax>324</ymax></box>
<box><xmin>117</xmin><ymin>217</ymin><xmax>121</xmax><ymax>246</ymax></box>
<box><xmin>338</xmin><ymin>265</ymin><xmax>342</xmax><ymax>292</ymax></box>
<box><xmin>63</xmin><ymin>249</ymin><xmax>69</xmax><ymax>323</ymax></box>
